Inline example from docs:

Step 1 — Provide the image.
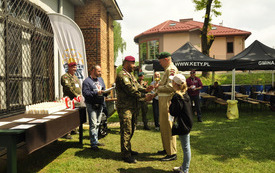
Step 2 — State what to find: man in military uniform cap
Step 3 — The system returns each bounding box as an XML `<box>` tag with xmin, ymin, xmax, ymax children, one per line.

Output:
<box><xmin>115</xmin><ymin>56</ymin><xmax>153</xmax><ymax>163</ymax></box>
<box><xmin>61</xmin><ymin>61</ymin><xmax>81</xmax><ymax>100</ymax></box>
<box><xmin>154</xmin><ymin>52</ymin><xmax>178</xmax><ymax>161</ymax></box>
<box><xmin>61</xmin><ymin>61</ymin><xmax>81</xmax><ymax>139</ymax></box>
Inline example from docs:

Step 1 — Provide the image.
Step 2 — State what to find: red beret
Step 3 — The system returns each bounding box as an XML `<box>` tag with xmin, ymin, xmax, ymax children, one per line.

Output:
<box><xmin>68</xmin><ymin>62</ymin><xmax>77</xmax><ymax>67</ymax></box>
<box><xmin>124</xmin><ymin>56</ymin><xmax>135</xmax><ymax>62</ymax></box>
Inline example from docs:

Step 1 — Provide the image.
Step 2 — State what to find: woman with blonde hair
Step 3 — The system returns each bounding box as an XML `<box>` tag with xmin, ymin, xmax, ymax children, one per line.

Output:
<box><xmin>169</xmin><ymin>74</ymin><xmax>193</xmax><ymax>173</ymax></box>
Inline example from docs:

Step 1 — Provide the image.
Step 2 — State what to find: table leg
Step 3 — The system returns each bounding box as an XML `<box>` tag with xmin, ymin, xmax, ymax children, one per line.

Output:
<box><xmin>79</xmin><ymin>124</ymin><xmax>83</xmax><ymax>146</ymax></box>
<box><xmin>6</xmin><ymin>136</ymin><xmax>17</xmax><ymax>173</ymax></box>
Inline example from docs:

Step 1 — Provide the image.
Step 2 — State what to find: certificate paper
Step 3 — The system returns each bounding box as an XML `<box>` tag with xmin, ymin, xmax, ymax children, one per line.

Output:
<box><xmin>103</xmin><ymin>87</ymin><xmax>115</xmax><ymax>93</ymax></box>
<box><xmin>0</xmin><ymin>122</ymin><xmax>11</xmax><ymax>126</ymax></box>
<box><xmin>13</xmin><ymin>118</ymin><xmax>35</xmax><ymax>123</ymax></box>
<box><xmin>10</xmin><ymin>124</ymin><xmax>35</xmax><ymax>129</ymax></box>
<box><xmin>52</xmin><ymin>111</ymin><xmax>68</xmax><ymax>115</ymax></box>
<box><xmin>28</xmin><ymin>119</ymin><xmax>50</xmax><ymax>123</ymax></box>
<box><xmin>43</xmin><ymin>115</ymin><xmax>61</xmax><ymax>119</ymax></box>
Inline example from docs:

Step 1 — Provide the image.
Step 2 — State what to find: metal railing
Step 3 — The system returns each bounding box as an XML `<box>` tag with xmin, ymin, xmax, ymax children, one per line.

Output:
<box><xmin>0</xmin><ymin>0</ymin><xmax>54</xmax><ymax>117</ymax></box>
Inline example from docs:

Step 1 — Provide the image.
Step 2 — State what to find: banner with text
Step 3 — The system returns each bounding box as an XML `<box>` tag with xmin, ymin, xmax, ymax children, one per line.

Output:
<box><xmin>48</xmin><ymin>13</ymin><xmax>88</xmax><ymax>84</ymax></box>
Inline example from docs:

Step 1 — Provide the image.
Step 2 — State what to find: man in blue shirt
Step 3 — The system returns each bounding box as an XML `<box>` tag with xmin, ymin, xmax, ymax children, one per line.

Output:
<box><xmin>82</xmin><ymin>65</ymin><xmax>108</xmax><ymax>150</ymax></box>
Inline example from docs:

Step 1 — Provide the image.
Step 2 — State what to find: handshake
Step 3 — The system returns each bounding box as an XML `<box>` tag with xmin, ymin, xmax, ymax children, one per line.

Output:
<box><xmin>145</xmin><ymin>93</ymin><xmax>155</xmax><ymax>101</ymax></box>
<box><xmin>144</xmin><ymin>85</ymin><xmax>157</xmax><ymax>101</ymax></box>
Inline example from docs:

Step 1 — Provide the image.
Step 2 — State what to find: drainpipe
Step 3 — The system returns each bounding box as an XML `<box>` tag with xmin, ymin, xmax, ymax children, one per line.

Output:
<box><xmin>56</xmin><ymin>0</ymin><xmax>63</xmax><ymax>99</ymax></box>
<box><xmin>58</xmin><ymin>0</ymin><xmax>63</xmax><ymax>14</ymax></box>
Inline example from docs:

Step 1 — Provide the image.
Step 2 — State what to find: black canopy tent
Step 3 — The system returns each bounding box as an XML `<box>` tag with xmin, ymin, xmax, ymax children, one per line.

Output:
<box><xmin>230</xmin><ymin>40</ymin><xmax>275</xmax><ymax>70</ymax></box>
<box><xmin>229</xmin><ymin>40</ymin><xmax>275</xmax><ymax>100</ymax></box>
<box><xmin>153</xmin><ymin>42</ymin><xmax>234</xmax><ymax>71</ymax></box>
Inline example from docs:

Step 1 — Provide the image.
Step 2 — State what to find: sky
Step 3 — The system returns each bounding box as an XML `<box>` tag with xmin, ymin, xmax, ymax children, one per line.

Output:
<box><xmin>115</xmin><ymin>0</ymin><xmax>275</xmax><ymax>66</ymax></box>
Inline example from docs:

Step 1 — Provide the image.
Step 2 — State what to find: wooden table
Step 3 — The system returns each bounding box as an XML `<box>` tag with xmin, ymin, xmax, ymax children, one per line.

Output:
<box><xmin>259</xmin><ymin>92</ymin><xmax>275</xmax><ymax>96</ymax></box>
<box><xmin>223</xmin><ymin>92</ymin><xmax>249</xmax><ymax>98</ymax></box>
<box><xmin>0</xmin><ymin>107</ymin><xmax>86</xmax><ymax>173</ymax></box>
<box><xmin>200</xmin><ymin>93</ymin><xmax>216</xmax><ymax>99</ymax></box>
<box><xmin>235</xmin><ymin>93</ymin><xmax>249</xmax><ymax>98</ymax></box>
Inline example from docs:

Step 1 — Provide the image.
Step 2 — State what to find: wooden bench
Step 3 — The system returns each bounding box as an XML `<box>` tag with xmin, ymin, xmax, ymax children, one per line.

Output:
<box><xmin>246</xmin><ymin>100</ymin><xmax>260</xmax><ymax>105</ymax></box>
<box><xmin>214</xmin><ymin>98</ymin><xmax>228</xmax><ymax>106</ymax></box>
<box><xmin>247</xmin><ymin>98</ymin><xmax>270</xmax><ymax>105</ymax></box>
<box><xmin>237</xmin><ymin>97</ymin><xmax>259</xmax><ymax>104</ymax></box>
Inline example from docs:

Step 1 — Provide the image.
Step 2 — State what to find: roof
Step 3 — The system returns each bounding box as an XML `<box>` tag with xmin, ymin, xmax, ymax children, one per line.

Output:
<box><xmin>101</xmin><ymin>0</ymin><xmax>123</xmax><ymax>20</ymax></box>
<box><xmin>134</xmin><ymin>19</ymin><xmax>251</xmax><ymax>43</ymax></box>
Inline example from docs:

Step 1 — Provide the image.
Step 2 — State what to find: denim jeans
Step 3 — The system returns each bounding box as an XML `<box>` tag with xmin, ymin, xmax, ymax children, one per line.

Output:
<box><xmin>86</xmin><ymin>103</ymin><xmax>103</xmax><ymax>147</ymax></box>
<box><xmin>189</xmin><ymin>95</ymin><xmax>202</xmax><ymax>119</ymax></box>
<box><xmin>152</xmin><ymin>98</ymin><xmax>159</xmax><ymax>127</ymax></box>
<box><xmin>179</xmin><ymin>134</ymin><xmax>191</xmax><ymax>173</ymax></box>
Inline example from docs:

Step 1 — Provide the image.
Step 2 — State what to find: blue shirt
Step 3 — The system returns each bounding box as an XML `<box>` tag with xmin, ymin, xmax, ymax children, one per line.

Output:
<box><xmin>82</xmin><ymin>76</ymin><xmax>106</xmax><ymax>105</ymax></box>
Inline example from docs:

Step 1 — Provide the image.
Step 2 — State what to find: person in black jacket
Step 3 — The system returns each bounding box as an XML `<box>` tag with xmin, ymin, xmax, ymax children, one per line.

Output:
<box><xmin>169</xmin><ymin>74</ymin><xmax>193</xmax><ymax>173</ymax></box>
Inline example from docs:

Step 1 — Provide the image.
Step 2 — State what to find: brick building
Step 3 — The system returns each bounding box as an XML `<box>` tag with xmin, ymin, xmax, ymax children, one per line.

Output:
<box><xmin>75</xmin><ymin>0</ymin><xmax>122</xmax><ymax>88</ymax></box>
<box><xmin>34</xmin><ymin>0</ymin><xmax>122</xmax><ymax>97</ymax></box>
<box><xmin>0</xmin><ymin>0</ymin><xmax>122</xmax><ymax>116</ymax></box>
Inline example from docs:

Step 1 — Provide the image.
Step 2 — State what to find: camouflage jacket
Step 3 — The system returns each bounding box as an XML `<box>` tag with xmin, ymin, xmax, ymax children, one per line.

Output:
<box><xmin>61</xmin><ymin>72</ymin><xmax>81</xmax><ymax>100</ymax></box>
<box><xmin>115</xmin><ymin>69</ymin><xmax>147</xmax><ymax>110</ymax></box>
<box><xmin>157</xmin><ymin>62</ymin><xmax>178</xmax><ymax>96</ymax></box>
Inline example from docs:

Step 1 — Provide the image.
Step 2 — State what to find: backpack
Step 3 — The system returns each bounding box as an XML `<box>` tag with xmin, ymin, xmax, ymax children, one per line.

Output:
<box><xmin>170</xmin><ymin>93</ymin><xmax>193</xmax><ymax>136</ymax></box>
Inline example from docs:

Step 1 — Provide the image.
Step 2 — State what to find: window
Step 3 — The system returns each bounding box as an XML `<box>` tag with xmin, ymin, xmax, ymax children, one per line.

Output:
<box><xmin>140</xmin><ymin>42</ymin><xmax>147</xmax><ymax>63</ymax></box>
<box><xmin>227</xmin><ymin>42</ymin><xmax>234</xmax><ymax>53</ymax></box>
<box><xmin>0</xmin><ymin>0</ymin><xmax>54</xmax><ymax>117</ymax></box>
<box><xmin>139</xmin><ymin>40</ymin><xmax>159</xmax><ymax>63</ymax></box>
<box><xmin>148</xmin><ymin>40</ymin><xmax>159</xmax><ymax>60</ymax></box>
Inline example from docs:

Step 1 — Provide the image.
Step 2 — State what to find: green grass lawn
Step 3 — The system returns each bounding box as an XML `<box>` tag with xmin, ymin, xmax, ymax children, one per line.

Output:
<box><xmin>11</xmin><ymin>104</ymin><xmax>275</xmax><ymax>173</ymax></box>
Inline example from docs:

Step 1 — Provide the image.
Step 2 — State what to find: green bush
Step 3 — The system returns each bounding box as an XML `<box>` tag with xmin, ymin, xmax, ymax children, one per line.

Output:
<box><xmin>199</xmin><ymin>71</ymin><xmax>273</xmax><ymax>86</ymax></box>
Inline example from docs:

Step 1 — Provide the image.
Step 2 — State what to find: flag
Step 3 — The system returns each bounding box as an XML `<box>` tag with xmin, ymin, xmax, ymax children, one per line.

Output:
<box><xmin>48</xmin><ymin>13</ymin><xmax>88</xmax><ymax>84</ymax></box>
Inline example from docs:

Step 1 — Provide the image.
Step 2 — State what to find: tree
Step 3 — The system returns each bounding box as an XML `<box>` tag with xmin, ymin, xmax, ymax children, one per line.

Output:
<box><xmin>193</xmin><ymin>0</ymin><xmax>221</xmax><ymax>77</ymax></box>
<box><xmin>193</xmin><ymin>0</ymin><xmax>221</xmax><ymax>56</ymax></box>
<box><xmin>113</xmin><ymin>21</ymin><xmax>126</xmax><ymax>62</ymax></box>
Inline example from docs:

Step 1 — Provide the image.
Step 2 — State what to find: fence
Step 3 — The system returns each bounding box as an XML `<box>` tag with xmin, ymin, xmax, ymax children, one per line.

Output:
<box><xmin>0</xmin><ymin>0</ymin><xmax>54</xmax><ymax>117</ymax></box>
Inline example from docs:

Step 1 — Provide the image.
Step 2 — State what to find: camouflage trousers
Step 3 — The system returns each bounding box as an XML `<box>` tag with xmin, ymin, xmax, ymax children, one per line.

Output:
<box><xmin>138</xmin><ymin>101</ymin><xmax>148</xmax><ymax>126</ymax></box>
<box><xmin>118</xmin><ymin>108</ymin><xmax>138</xmax><ymax>158</ymax></box>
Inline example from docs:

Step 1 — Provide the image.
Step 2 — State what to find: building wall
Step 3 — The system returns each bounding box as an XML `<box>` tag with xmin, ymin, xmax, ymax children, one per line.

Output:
<box><xmin>63</xmin><ymin>0</ymin><xmax>75</xmax><ymax>19</ymax></box>
<box><xmin>40</xmin><ymin>0</ymin><xmax>58</xmax><ymax>12</ymax></box>
<box><xmin>163</xmin><ymin>32</ymin><xmax>189</xmax><ymax>53</ymax></box>
<box><xmin>100</xmin><ymin>5</ymin><xmax>108</xmax><ymax>86</ymax></box>
<box><xmin>210</xmin><ymin>36</ymin><xmax>246</xmax><ymax>60</ymax></box>
<box><xmin>210</xmin><ymin>37</ymin><xmax>226</xmax><ymax>59</ymax></box>
<box><xmin>75</xmin><ymin>0</ymin><xmax>101</xmax><ymax>70</ymax></box>
<box><xmin>36</xmin><ymin>0</ymin><xmax>74</xmax><ymax>18</ymax></box>
<box><xmin>189</xmin><ymin>30</ymin><xmax>201</xmax><ymax>51</ymax></box>
<box><xmin>108</xmin><ymin>15</ymin><xmax>115</xmax><ymax>86</ymax></box>
<box><xmin>75</xmin><ymin>0</ymin><xmax>115</xmax><ymax>88</ymax></box>
<box><xmin>234</xmin><ymin>36</ymin><xmax>245</xmax><ymax>56</ymax></box>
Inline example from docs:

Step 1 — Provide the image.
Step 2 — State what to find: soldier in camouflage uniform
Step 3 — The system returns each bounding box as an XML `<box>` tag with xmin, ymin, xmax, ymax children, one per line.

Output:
<box><xmin>137</xmin><ymin>72</ymin><xmax>150</xmax><ymax>130</ymax></box>
<box><xmin>61</xmin><ymin>61</ymin><xmax>81</xmax><ymax>139</ymax></box>
<box><xmin>154</xmin><ymin>52</ymin><xmax>178</xmax><ymax>161</ymax></box>
<box><xmin>115</xmin><ymin>56</ymin><xmax>153</xmax><ymax>163</ymax></box>
<box><xmin>61</xmin><ymin>62</ymin><xmax>81</xmax><ymax>100</ymax></box>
